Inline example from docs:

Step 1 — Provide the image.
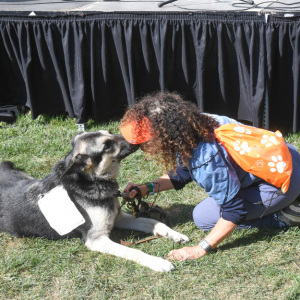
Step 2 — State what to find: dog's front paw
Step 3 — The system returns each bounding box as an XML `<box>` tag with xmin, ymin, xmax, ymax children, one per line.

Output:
<box><xmin>153</xmin><ymin>223</ymin><xmax>190</xmax><ymax>244</ymax></box>
<box><xmin>144</xmin><ymin>257</ymin><xmax>175</xmax><ymax>272</ymax></box>
<box><xmin>171</xmin><ymin>232</ymin><xmax>190</xmax><ymax>244</ymax></box>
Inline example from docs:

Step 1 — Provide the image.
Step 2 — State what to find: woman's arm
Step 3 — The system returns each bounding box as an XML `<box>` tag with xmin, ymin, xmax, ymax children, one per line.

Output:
<box><xmin>167</xmin><ymin>217</ymin><xmax>237</xmax><ymax>261</ymax></box>
<box><xmin>123</xmin><ymin>173</ymin><xmax>174</xmax><ymax>198</ymax></box>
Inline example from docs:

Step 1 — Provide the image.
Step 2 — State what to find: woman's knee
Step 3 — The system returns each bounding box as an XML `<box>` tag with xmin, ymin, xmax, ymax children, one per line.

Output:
<box><xmin>193</xmin><ymin>197</ymin><xmax>221</xmax><ymax>231</ymax></box>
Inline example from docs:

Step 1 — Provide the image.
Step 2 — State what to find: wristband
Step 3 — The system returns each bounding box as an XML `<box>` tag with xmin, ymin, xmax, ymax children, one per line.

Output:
<box><xmin>146</xmin><ymin>182</ymin><xmax>155</xmax><ymax>196</ymax></box>
<box><xmin>198</xmin><ymin>239</ymin><xmax>212</xmax><ymax>252</ymax></box>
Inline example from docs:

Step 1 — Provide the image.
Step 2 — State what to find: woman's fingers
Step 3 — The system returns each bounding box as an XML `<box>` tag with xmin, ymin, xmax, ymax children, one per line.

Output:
<box><xmin>123</xmin><ymin>182</ymin><xmax>138</xmax><ymax>198</ymax></box>
<box><xmin>167</xmin><ymin>246</ymin><xmax>205</xmax><ymax>261</ymax></box>
<box><xmin>167</xmin><ymin>249</ymin><xmax>186</xmax><ymax>261</ymax></box>
<box><xmin>123</xmin><ymin>182</ymin><xmax>149</xmax><ymax>198</ymax></box>
<box><xmin>123</xmin><ymin>182</ymin><xmax>134</xmax><ymax>193</ymax></box>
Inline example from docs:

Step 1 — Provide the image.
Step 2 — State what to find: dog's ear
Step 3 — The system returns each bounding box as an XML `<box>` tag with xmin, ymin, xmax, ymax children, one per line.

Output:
<box><xmin>61</xmin><ymin>154</ymin><xmax>94</xmax><ymax>178</ymax></box>
<box><xmin>70</xmin><ymin>132</ymin><xmax>85</xmax><ymax>148</ymax></box>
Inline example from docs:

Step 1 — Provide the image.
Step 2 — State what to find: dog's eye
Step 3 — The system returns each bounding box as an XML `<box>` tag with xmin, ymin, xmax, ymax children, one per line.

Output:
<box><xmin>103</xmin><ymin>141</ymin><xmax>113</xmax><ymax>151</ymax></box>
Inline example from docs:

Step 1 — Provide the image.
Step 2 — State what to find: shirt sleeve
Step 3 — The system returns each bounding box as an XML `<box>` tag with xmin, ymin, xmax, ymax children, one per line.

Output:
<box><xmin>189</xmin><ymin>141</ymin><xmax>241</xmax><ymax>205</ymax></box>
<box><xmin>168</xmin><ymin>165</ymin><xmax>193</xmax><ymax>190</ymax></box>
<box><xmin>220</xmin><ymin>192</ymin><xmax>247</xmax><ymax>224</ymax></box>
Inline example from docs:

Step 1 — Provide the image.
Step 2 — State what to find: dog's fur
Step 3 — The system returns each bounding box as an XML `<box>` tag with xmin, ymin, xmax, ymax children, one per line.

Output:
<box><xmin>0</xmin><ymin>131</ymin><xmax>189</xmax><ymax>272</ymax></box>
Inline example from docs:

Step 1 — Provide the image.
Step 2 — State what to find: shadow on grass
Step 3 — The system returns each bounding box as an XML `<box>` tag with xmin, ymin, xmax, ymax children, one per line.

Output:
<box><xmin>109</xmin><ymin>203</ymin><xmax>195</xmax><ymax>243</ymax></box>
<box><xmin>218</xmin><ymin>227</ymin><xmax>289</xmax><ymax>251</ymax></box>
<box><xmin>164</xmin><ymin>203</ymin><xmax>195</xmax><ymax>227</ymax></box>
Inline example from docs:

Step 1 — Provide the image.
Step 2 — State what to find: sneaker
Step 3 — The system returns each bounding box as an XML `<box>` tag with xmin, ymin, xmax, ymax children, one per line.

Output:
<box><xmin>277</xmin><ymin>202</ymin><xmax>300</xmax><ymax>226</ymax></box>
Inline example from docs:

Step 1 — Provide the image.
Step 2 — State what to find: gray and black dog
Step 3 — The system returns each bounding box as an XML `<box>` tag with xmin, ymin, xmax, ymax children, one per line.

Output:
<box><xmin>0</xmin><ymin>130</ymin><xmax>189</xmax><ymax>272</ymax></box>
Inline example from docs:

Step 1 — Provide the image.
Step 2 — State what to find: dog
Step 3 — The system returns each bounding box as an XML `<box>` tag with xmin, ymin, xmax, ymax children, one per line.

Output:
<box><xmin>0</xmin><ymin>130</ymin><xmax>189</xmax><ymax>272</ymax></box>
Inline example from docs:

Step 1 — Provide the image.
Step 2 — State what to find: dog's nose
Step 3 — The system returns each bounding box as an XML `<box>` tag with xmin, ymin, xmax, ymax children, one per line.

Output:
<box><xmin>118</xmin><ymin>140</ymin><xmax>139</xmax><ymax>160</ymax></box>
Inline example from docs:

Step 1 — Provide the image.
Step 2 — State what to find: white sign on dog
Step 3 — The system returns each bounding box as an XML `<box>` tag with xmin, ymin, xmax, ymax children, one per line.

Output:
<box><xmin>38</xmin><ymin>185</ymin><xmax>85</xmax><ymax>235</ymax></box>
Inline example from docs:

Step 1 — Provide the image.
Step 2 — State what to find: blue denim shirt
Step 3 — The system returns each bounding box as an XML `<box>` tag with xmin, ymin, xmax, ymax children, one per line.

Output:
<box><xmin>170</xmin><ymin>114</ymin><xmax>261</xmax><ymax>206</ymax></box>
<box><xmin>188</xmin><ymin>140</ymin><xmax>240</xmax><ymax>205</ymax></box>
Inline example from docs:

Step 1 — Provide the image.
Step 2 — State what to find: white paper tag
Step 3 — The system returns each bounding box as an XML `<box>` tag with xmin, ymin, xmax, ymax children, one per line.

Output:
<box><xmin>38</xmin><ymin>185</ymin><xmax>85</xmax><ymax>236</ymax></box>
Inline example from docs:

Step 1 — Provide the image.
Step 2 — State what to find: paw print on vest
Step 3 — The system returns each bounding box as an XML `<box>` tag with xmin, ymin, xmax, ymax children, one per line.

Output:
<box><xmin>233</xmin><ymin>126</ymin><xmax>252</xmax><ymax>135</ymax></box>
<box><xmin>251</xmin><ymin>144</ymin><xmax>262</xmax><ymax>153</ymax></box>
<box><xmin>260</xmin><ymin>135</ymin><xmax>278</xmax><ymax>148</ymax></box>
<box><xmin>233</xmin><ymin>140</ymin><xmax>251</xmax><ymax>155</ymax></box>
<box><xmin>268</xmin><ymin>155</ymin><xmax>286</xmax><ymax>174</ymax></box>
<box><xmin>255</xmin><ymin>160</ymin><xmax>265</xmax><ymax>168</ymax></box>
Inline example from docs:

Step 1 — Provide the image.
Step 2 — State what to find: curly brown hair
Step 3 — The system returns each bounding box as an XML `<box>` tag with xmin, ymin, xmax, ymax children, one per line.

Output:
<box><xmin>120</xmin><ymin>91</ymin><xmax>219</xmax><ymax>171</ymax></box>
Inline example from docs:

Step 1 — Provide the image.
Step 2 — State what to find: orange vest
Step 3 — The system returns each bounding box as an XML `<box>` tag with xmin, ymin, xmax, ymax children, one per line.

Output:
<box><xmin>215</xmin><ymin>124</ymin><xmax>293</xmax><ymax>193</ymax></box>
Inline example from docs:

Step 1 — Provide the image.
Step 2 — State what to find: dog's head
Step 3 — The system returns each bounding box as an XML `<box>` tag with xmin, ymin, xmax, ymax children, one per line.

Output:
<box><xmin>61</xmin><ymin>130</ymin><xmax>139</xmax><ymax>180</ymax></box>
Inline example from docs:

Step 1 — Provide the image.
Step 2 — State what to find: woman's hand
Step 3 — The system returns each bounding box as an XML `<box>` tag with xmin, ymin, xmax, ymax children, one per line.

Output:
<box><xmin>123</xmin><ymin>182</ymin><xmax>148</xmax><ymax>199</ymax></box>
<box><xmin>167</xmin><ymin>218</ymin><xmax>238</xmax><ymax>262</ymax></box>
<box><xmin>122</xmin><ymin>174</ymin><xmax>175</xmax><ymax>199</ymax></box>
<box><xmin>167</xmin><ymin>245</ymin><xmax>207</xmax><ymax>262</ymax></box>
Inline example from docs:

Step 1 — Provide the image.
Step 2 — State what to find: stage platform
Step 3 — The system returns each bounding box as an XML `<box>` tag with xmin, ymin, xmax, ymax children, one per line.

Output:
<box><xmin>0</xmin><ymin>1</ymin><xmax>300</xmax><ymax>131</ymax></box>
<box><xmin>0</xmin><ymin>0</ymin><xmax>299</xmax><ymax>13</ymax></box>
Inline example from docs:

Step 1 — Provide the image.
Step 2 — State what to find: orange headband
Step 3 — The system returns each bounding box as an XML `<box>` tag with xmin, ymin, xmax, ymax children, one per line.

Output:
<box><xmin>120</xmin><ymin>116</ymin><xmax>152</xmax><ymax>144</ymax></box>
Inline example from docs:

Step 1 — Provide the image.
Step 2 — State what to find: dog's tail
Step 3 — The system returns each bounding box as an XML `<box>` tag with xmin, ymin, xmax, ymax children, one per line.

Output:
<box><xmin>0</xmin><ymin>161</ymin><xmax>16</xmax><ymax>170</ymax></box>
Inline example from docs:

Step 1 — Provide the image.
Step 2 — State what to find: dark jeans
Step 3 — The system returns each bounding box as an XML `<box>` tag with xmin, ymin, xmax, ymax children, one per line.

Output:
<box><xmin>193</xmin><ymin>144</ymin><xmax>300</xmax><ymax>230</ymax></box>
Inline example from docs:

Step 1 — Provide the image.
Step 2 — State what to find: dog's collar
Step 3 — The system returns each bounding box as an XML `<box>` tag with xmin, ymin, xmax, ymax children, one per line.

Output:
<box><xmin>115</xmin><ymin>190</ymin><xmax>123</xmax><ymax>197</ymax></box>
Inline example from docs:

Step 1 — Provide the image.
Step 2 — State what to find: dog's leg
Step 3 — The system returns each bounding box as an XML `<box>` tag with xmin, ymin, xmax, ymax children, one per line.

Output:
<box><xmin>85</xmin><ymin>235</ymin><xmax>174</xmax><ymax>272</ymax></box>
<box><xmin>114</xmin><ymin>211</ymin><xmax>189</xmax><ymax>243</ymax></box>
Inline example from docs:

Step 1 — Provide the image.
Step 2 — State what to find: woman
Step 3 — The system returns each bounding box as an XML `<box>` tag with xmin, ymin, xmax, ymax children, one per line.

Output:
<box><xmin>119</xmin><ymin>92</ymin><xmax>300</xmax><ymax>262</ymax></box>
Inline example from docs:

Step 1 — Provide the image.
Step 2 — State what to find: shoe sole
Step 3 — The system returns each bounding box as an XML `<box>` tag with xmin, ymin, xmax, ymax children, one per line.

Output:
<box><xmin>281</xmin><ymin>210</ymin><xmax>300</xmax><ymax>224</ymax></box>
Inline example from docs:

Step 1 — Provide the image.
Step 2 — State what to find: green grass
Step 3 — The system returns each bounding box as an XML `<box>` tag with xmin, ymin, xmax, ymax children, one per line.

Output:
<box><xmin>0</xmin><ymin>112</ymin><xmax>299</xmax><ymax>300</ymax></box>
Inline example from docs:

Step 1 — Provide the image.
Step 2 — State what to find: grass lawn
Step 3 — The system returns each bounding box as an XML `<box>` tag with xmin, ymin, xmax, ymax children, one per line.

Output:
<box><xmin>0</xmin><ymin>112</ymin><xmax>299</xmax><ymax>299</ymax></box>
